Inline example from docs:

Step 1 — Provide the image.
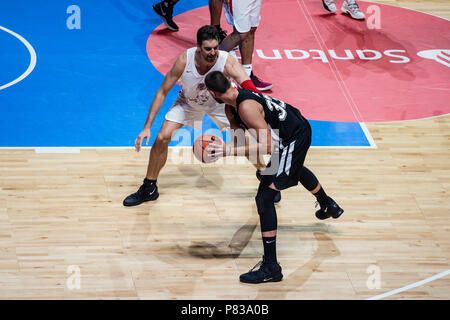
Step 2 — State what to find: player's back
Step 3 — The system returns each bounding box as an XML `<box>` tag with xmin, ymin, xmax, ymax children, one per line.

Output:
<box><xmin>235</xmin><ymin>89</ymin><xmax>309</xmax><ymax>146</ymax></box>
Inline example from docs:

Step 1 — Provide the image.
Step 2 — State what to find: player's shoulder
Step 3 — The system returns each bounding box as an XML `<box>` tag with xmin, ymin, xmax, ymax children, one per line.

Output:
<box><xmin>178</xmin><ymin>50</ymin><xmax>188</xmax><ymax>62</ymax></box>
<box><xmin>238</xmin><ymin>91</ymin><xmax>263</xmax><ymax>108</ymax></box>
<box><xmin>172</xmin><ymin>50</ymin><xmax>188</xmax><ymax>69</ymax></box>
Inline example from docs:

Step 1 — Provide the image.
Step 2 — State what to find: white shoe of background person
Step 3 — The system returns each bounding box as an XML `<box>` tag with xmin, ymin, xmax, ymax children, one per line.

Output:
<box><xmin>341</xmin><ymin>0</ymin><xmax>366</xmax><ymax>20</ymax></box>
<box><xmin>322</xmin><ymin>0</ymin><xmax>337</xmax><ymax>13</ymax></box>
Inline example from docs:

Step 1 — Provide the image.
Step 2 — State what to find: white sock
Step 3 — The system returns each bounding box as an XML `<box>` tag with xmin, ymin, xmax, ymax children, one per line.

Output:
<box><xmin>242</xmin><ymin>64</ymin><xmax>252</xmax><ymax>76</ymax></box>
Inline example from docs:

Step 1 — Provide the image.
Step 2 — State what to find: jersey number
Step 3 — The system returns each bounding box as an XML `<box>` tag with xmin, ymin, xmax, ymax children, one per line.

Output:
<box><xmin>265</xmin><ymin>97</ymin><xmax>287</xmax><ymax>121</ymax></box>
<box><xmin>251</xmin><ymin>91</ymin><xmax>287</xmax><ymax>121</ymax></box>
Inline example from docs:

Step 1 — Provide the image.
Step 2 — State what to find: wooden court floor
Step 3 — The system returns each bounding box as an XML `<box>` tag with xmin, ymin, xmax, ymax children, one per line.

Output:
<box><xmin>0</xmin><ymin>1</ymin><xmax>449</xmax><ymax>299</ymax></box>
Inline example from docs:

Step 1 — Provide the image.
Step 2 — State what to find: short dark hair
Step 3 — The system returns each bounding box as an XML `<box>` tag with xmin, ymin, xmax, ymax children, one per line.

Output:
<box><xmin>197</xmin><ymin>25</ymin><xmax>219</xmax><ymax>46</ymax></box>
<box><xmin>205</xmin><ymin>71</ymin><xmax>231</xmax><ymax>93</ymax></box>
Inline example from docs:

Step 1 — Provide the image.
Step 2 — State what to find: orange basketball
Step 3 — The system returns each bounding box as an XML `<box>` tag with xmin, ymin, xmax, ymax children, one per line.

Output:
<box><xmin>193</xmin><ymin>134</ymin><xmax>224</xmax><ymax>163</ymax></box>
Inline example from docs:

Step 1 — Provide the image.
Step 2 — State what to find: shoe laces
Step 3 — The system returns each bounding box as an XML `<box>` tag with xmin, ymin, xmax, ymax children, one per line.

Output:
<box><xmin>136</xmin><ymin>184</ymin><xmax>147</xmax><ymax>196</ymax></box>
<box><xmin>137</xmin><ymin>182</ymin><xmax>155</xmax><ymax>196</ymax></box>
<box><xmin>249</xmin><ymin>260</ymin><xmax>263</xmax><ymax>272</ymax></box>
<box><xmin>346</xmin><ymin>0</ymin><xmax>360</xmax><ymax>11</ymax></box>
<box><xmin>162</xmin><ymin>2</ymin><xmax>174</xmax><ymax>16</ymax></box>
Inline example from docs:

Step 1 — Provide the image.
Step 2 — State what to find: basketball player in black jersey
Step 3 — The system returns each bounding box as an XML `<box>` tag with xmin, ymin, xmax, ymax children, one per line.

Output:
<box><xmin>204</xmin><ymin>71</ymin><xmax>344</xmax><ymax>284</ymax></box>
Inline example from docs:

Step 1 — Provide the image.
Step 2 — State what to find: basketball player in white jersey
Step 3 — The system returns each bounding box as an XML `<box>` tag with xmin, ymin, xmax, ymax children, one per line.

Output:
<box><xmin>123</xmin><ymin>25</ymin><xmax>267</xmax><ymax>206</ymax></box>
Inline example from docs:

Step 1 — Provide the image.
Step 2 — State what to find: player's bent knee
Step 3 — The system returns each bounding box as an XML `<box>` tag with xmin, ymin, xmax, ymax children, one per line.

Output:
<box><xmin>155</xmin><ymin>132</ymin><xmax>172</xmax><ymax>146</ymax></box>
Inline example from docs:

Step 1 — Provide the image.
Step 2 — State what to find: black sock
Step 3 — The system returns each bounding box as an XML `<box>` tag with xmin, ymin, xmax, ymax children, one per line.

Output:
<box><xmin>314</xmin><ymin>187</ymin><xmax>329</xmax><ymax>207</ymax></box>
<box><xmin>262</xmin><ymin>236</ymin><xmax>277</xmax><ymax>263</ymax></box>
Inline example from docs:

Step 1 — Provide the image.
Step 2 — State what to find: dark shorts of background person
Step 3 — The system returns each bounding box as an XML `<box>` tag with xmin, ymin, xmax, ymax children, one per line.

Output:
<box><xmin>259</xmin><ymin>119</ymin><xmax>312</xmax><ymax>191</ymax></box>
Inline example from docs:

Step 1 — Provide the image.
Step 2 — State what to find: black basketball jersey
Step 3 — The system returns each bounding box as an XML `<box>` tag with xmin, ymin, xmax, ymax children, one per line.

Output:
<box><xmin>235</xmin><ymin>89</ymin><xmax>309</xmax><ymax>146</ymax></box>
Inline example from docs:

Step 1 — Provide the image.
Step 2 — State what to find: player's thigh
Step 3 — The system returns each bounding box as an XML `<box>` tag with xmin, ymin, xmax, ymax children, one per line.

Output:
<box><xmin>165</xmin><ymin>103</ymin><xmax>205</xmax><ymax>129</ymax></box>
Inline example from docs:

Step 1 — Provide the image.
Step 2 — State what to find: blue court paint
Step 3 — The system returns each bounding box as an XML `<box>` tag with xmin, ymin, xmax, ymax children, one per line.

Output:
<box><xmin>0</xmin><ymin>0</ymin><xmax>370</xmax><ymax>148</ymax></box>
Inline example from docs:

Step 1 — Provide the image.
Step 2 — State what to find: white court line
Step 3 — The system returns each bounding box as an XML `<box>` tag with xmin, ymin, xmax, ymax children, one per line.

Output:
<box><xmin>0</xmin><ymin>144</ymin><xmax>377</xmax><ymax>152</ymax></box>
<box><xmin>35</xmin><ymin>147</ymin><xmax>81</xmax><ymax>154</ymax></box>
<box><xmin>0</xmin><ymin>25</ymin><xmax>37</xmax><ymax>91</ymax></box>
<box><xmin>359</xmin><ymin>122</ymin><xmax>377</xmax><ymax>149</ymax></box>
<box><xmin>295</xmin><ymin>0</ymin><xmax>365</xmax><ymax>123</ymax></box>
<box><xmin>366</xmin><ymin>269</ymin><xmax>450</xmax><ymax>300</ymax></box>
<box><xmin>295</xmin><ymin>1</ymin><xmax>377</xmax><ymax>148</ymax></box>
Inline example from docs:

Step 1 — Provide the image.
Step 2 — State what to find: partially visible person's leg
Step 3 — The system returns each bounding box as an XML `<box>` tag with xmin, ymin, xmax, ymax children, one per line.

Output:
<box><xmin>152</xmin><ymin>0</ymin><xmax>180</xmax><ymax>31</ymax></box>
<box><xmin>145</xmin><ymin>119</ymin><xmax>184</xmax><ymax>180</ymax></box>
<box><xmin>298</xmin><ymin>166</ymin><xmax>344</xmax><ymax>220</ymax></box>
<box><xmin>209</xmin><ymin>0</ymin><xmax>228</xmax><ymax>43</ymax></box>
<box><xmin>123</xmin><ymin>119</ymin><xmax>183</xmax><ymax>207</ymax></box>
<box><xmin>240</xmin><ymin>181</ymin><xmax>283</xmax><ymax>284</ymax></box>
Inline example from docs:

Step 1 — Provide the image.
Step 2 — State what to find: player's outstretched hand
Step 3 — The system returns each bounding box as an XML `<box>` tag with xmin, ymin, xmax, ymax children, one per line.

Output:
<box><xmin>135</xmin><ymin>128</ymin><xmax>151</xmax><ymax>152</ymax></box>
<box><xmin>206</xmin><ymin>142</ymin><xmax>231</xmax><ymax>160</ymax></box>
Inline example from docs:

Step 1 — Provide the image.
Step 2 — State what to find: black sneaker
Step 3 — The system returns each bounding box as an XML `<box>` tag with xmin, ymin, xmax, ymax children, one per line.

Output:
<box><xmin>152</xmin><ymin>1</ymin><xmax>179</xmax><ymax>31</ymax></box>
<box><xmin>123</xmin><ymin>180</ymin><xmax>159</xmax><ymax>206</ymax></box>
<box><xmin>315</xmin><ymin>197</ymin><xmax>344</xmax><ymax>220</ymax></box>
<box><xmin>216</xmin><ymin>26</ymin><xmax>227</xmax><ymax>44</ymax></box>
<box><xmin>256</xmin><ymin>170</ymin><xmax>281</xmax><ymax>203</ymax></box>
<box><xmin>240</xmin><ymin>257</ymin><xmax>283</xmax><ymax>284</ymax></box>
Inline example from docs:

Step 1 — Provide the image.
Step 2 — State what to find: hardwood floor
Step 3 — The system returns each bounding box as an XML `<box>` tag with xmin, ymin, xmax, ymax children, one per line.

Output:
<box><xmin>0</xmin><ymin>0</ymin><xmax>448</xmax><ymax>299</ymax></box>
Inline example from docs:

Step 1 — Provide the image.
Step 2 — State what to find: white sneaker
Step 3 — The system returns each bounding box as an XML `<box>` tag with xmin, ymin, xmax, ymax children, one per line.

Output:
<box><xmin>322</xmin><ymin>0</ymin><xmax>336</xmax><ymax>13</ymax></box>
<box><xmin>341</xmin><ymin>0</ymin><xmax>365</xmax><ymax>20</ymax></box>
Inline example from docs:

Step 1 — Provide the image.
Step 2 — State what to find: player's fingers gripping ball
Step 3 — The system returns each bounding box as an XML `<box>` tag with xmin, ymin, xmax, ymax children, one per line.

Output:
<box><xmin>193</xmin><ymin>134</ymin><xmax>224</xmax><ymax>163</ymax></box>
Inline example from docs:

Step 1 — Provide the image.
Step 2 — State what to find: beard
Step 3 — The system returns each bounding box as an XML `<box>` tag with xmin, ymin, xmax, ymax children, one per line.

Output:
<box><xmin>213</xmin><ymin>97</ymin><xmax>224</xmax><ymax>104</ymax></box>
<box><xmin>204</xmin><ymin>52</ymin><xmax>218</xmax><ymax>63</ymax></box>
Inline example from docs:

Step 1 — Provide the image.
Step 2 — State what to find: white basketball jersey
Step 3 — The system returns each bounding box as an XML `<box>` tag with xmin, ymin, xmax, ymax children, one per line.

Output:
<box><xmin>177</xmin><ymin>47</ymin><xmax>228</xmax><ymax>108</ymax></box>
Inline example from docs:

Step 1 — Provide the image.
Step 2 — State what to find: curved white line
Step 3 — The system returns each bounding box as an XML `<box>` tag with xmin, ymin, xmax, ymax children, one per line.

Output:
<box><xmin>366</xmin><ymin>269</ymin><xmax>450</xmax><ymax>300</ymax></box>
<box><xmin>0</xmin><ymin>25</ymin><xmax>37</xmax><ymax>91</ymax></box>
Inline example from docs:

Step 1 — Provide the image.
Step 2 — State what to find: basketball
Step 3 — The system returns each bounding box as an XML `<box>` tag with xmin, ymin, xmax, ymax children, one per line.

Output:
<box><xmin>193</xmin><ymin>134</ymin><xmax>224</xmax><ymax>163</ymax></box>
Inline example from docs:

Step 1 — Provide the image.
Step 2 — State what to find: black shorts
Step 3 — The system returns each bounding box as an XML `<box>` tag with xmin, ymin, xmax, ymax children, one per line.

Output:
<box><xmin>259</xmin><ymin>124</ymin><xmax>312</xmax><ymax>191</ymax></box>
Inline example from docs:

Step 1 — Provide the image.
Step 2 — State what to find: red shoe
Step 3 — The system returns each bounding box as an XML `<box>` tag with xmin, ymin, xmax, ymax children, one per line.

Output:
<box><xmin>250</xmin><ymin>72</ymin><xmax>273</xmax><ymax>91</ymax></box>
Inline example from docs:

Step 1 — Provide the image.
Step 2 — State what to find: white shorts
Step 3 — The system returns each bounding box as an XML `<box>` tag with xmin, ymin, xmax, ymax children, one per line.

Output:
<box><xmin>165</xmin><ymin>101</ymin><xmax>230</xmax><ymax>132</ymax></box>
<box><xmin>223</xmin><ymin>0</ymin><xmax>262</xmax><ymax>33</ymax></box>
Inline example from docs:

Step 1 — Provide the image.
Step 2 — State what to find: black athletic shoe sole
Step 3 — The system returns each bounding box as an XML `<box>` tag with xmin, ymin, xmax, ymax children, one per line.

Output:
<box><xmin>240</xmin><ymin>273</ymin><xmax>283</xmax><ymax>284</ymax></box>
<box><xmin>123</xmin><ymin>190</ymin><xmax>159</xmax><ymax>207</ymax></box>
<box><xmin>315</xmin><ymin>206</ymin><xmax>344</xmax><ymax>220</ymax></box>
